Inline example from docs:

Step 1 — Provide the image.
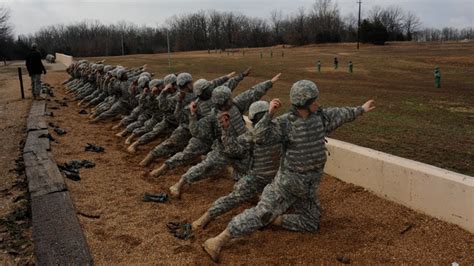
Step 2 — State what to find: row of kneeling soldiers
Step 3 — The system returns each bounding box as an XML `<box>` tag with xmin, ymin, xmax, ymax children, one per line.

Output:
<box><xmin>64</xmin><ymin>60</ymin><xmax>376</xmax><ymax>261</ymax></box>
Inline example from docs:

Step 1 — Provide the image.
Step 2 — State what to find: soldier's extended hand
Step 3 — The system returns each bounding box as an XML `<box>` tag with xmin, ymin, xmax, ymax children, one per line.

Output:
<box><xmin>163</xmin><ymin>83</ymin><xmax>172</xmax><ymax>92</ymax></box>
<box><xmin>271</xmin><ymin>73</ymin><xmax>282</xmax><ymax>83</ymax></box>
<box><xmin>226</xmin><ymin>71</ymin><xmax>236</xmax><ymax>78</ymax></box>
<box><xmin>362</xmin><ymin>99</ymin><xmax>376</xmax><ymax>113</ymax></box>
<box><xmin>269</xmin><ymin>98</ymin><xmax>282</xmax><ymax>117</ymax></box>
<box><xmin>242</xmin><ymin>67</ymin><xmax>252</xmax><ymax>77</ymax></box>
<box><xmin>218</xmin><ymin>112</ymin><xmax>230</xmax><ymax>129</ymax></box>
<box><xmin>189</xmin><ymin>101</ymin><xmax>197</xmax><ymax>115</ymax></box>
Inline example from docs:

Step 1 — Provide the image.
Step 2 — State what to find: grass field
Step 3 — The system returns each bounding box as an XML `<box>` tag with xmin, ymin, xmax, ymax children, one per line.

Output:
<box><xmin>86</xmin><ymin>41</ymin><xmax>474</xmax><ymax>176</ymax></box>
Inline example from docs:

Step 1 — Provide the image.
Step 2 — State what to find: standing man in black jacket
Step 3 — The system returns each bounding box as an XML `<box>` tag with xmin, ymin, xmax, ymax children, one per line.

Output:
<box><xmin>25</xmin><ymin>43</ymin><xmax>46</xmax><ymax>99</ymax></box>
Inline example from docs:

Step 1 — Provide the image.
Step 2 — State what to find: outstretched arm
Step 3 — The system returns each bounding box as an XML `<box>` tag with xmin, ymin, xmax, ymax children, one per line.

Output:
<box><xmin>323</xmin><ymin>99</ymin><xmax>375</xmax><ymax>133</ymax></box>
<box><xmin>233</xmin><ymin>73</ymin><xmax>281</xmax><ymax>114</ymax></box>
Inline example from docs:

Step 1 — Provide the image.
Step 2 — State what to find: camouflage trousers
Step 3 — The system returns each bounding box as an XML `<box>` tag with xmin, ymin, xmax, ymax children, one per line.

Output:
<box><xmin>125</xmin><ymin>112</ymin><xmax>151</xmax><ymax>133</ymax></box>
<box><xmin>149</xmin><ymin>126</ymin><xmax>192</xmax><ymax>160</ymax></box>
<box><xmin>30</xmin><ymin>74</ymin><xmax>42</xmax><ymax>97</ymax></box>
<box><xmin>227</xmin><ymin>169</ymin><xmax>322</xmax><ymax>237</ymax></box>
<box><xmin>75</xmin><ymin>84</ymin><xmax>95</xmax><ymax>100</ymax></box>
<box><xmin>120</xmin><ymin>106</ymin><xmax>143</xmax><ymax>127</ymax></box>
<box><xmin>132</xmin><ymin>115</ymin><xmax>160</xmax><ymax>136</ymax></box>
<box><xmin>94</xmin><ymin>97</ymin><xmax>116</xmax><ymax>116</ymax></box>
<box><xmin>136</xmin><ymin>118</ymin><xmax>176</xmax><ymax>145</ymax></box>
<box><xmin>88</xmin><ymin>92</ymin><xmax>107</xmax><ymax>107</ymax></box>
<box><xmin>182</xmin><ymin>147</ymin><xmax>249</xmax><ymax>184</ymax></box>
<box><xmin>164</xmin><ymin>137</ymin><xmax>211</xmax><ymax>169</ymax></box>
<box><xmin>96</xmin><ymin>101</ymin><xmax>131</xmax><ymax>121</ymax></box>
<box><xmin>83</xmin><ymin>90</ymin><xmax>100</xmax><ymax>103</ymax></box>
<box><xmin>208</xmin><ymin>174</ymin><xmax>273</xmax><ymax>219</ymax></box>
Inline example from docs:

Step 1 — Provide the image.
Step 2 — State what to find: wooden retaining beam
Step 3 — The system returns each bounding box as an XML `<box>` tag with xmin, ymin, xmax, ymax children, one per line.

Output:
<box><xmin>23</xmin><ymin>100</ymin><xmax>93</xmax><ymax>265</ymax></box>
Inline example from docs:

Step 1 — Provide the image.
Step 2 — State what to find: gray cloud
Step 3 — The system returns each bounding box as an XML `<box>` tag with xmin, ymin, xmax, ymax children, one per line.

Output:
<box><xmin>3</xmin><ymin>0</ymin><xmax>473</xmax><ymax>36</ymax></box>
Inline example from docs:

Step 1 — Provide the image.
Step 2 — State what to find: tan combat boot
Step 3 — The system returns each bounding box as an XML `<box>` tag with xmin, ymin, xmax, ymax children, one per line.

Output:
<box><xmin>89</xmin><ymin>117</ymin><xmax>99</xmax><ymax>124</ymax></box>
<box><xmin>192</xmin><ymin>211</ymin><xmax>212</xmax><ymax>230</ymax></box>
<box><xmin>127</xmin><ymin>141</ymin><xmax>139</xmax><ymax>153</ymax></box>
<box><xmin>202</xmin><ymin>228</ymin><xmax>232</xmax><ymax>262</ymax></box>
<box><xmin>115</xmin><ymin>129</ymin><xmax>128</xmax><ymax>138</ymax></box>
<box><xmin>169</xmin><ymin>178</ymin><xmax>186</xmax><ymax>199</ymax></box>
<box><xmin>111</xmin><ymin>122</ymin><xmax>122</xmax><ymax>130</ymax></box>
<box><xmin>139</xmin><ymin>153</ymin><xmax>154</xmax><ymax>167</ymax></box>
<box><xmin>150</xmin><ymin>164</ymin><xmax>168</xmax><ymax>177</ymax></box>
<box><xmin>125</xmin><ymin>133</ymin><xmax>136</xmax><ymax>145</ymax></box>
<box><xmin>272</xmin><ymin>215</ymin><xmax>283</xmax><ymax>226</ymax></box>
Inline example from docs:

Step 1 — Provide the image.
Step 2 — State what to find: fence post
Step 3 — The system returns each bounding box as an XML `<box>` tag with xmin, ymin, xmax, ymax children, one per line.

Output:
<box><xmin>18</xmin><ymin>67</ymin><xmax>25</xmax><ymax>99</ymax></box>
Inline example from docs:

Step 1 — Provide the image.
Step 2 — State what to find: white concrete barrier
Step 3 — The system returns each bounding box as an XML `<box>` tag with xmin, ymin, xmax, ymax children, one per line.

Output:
<box><xmin>55</xmin><ymin>53</ymin><xmax>73</xmax><ymax>67</ymax></box>
<box><xmin>325</xmin><ymin>138</ymin><xmax>474</xmax><ymax>233</ymax></box>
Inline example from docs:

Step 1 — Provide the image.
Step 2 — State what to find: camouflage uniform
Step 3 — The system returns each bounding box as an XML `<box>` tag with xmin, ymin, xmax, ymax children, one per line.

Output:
<box><xmin>147</xmin><ymin>73</ymin><xmax>195</xmax><ymax>160</ymax></box>
<box><xmin>118</xmin><ymin>75</ymin><xmax>152</xmax><ymax>127</ymax></box>
<box><xmin>207</xmin><ymin>101</ymin><xmax>282</xmax><ymax>220</ymax></box>
<box><xmin>94</xmin><ymin>68</ymin><xmax>145</xmax><ymax>121</ymax></box>
<box><xmin>164</xmin><ymin>74</ymin><xmax>244</xmax><ymax>169</ymax></box>
<box><xmin>135</xmin><ymin>74</ymin><xmax>179</xmax><ymax>145</ymax></box>
<box><xmin>227</xmin><ymin>80</ymin><xmax>365</xmax><ymax>236</ymax></box>
<box><xmin>182</xmin><ymin>80</ymin><xmax>274</xmax><ymax>185</ymax></box>
<box><xmin>123</xmin><ymin>79</ymin><xmax>163</xmax><ymax>133</ymax></box>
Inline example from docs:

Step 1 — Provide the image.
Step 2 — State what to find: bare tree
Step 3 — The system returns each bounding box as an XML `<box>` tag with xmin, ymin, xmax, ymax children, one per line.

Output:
<box><xmin>270</xmin><ymin>9</ymin><xmax>284</xmax><ymax>44</ymax></box>
<box><xmin>403</xmin><ymin>11</ymin><xmax>421</xmax><ymax>41</ymax></box>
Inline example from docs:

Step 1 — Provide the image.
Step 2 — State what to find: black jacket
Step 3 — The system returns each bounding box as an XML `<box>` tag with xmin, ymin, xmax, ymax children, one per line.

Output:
<box><xmin>26</xmin><ymin>50</ymin><xmax>46</xmax><ymax>75</ymax></box>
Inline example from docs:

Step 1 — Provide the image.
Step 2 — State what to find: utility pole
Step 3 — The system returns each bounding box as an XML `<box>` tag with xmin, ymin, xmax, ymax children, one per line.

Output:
<box><xmin>357</xmin><ymin>0</ymin><xmax>362</xmax><ymax>50</ymax></box>
<box><xmin>166</xmin><ymin>30</ymin><xmax>171</xmax><ymax>68</ymax></box>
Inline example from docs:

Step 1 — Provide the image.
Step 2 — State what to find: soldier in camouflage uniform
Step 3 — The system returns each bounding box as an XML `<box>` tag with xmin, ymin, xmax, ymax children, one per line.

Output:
<box><xmin>127</xmin><ymin>74</ymin><xmax>179</xmax><ymax>153</ymax></box>
<box><xmin>168</xmin><ymin>73</ymin><xmax>281</xmax><ymax>199</ymax></box>
<box><xmin>114</xmin><ymin>77</ymin><xmax>162</xmax><ymax>137</ymax></box>
<box><xmin>116</xmin><ymin>79</ymin><xmax>164</xmax><ymax>139</ymax></box>
<box><xmin>124</xmin><ymin>81</ymin><xmax>165</xmax><ymax>145</ymax></box>
<box><xmin>202</xmin><ymin>80</ymin><xmax>376</xmax><ymax>262</ymax></box>
<box><xmin>138</xmin><ymin>72</ymin><xmax>195</xmax><ymax>166</ymax></box>
<box><xmin>113</xmin><ymin>74</ymin><xmax>152</xmax><ymax>131</ymax></box>
<box><xmin>149</xmin><ymin>69</ymin><xmax>250</xmax><ymax>176</ymax></box>
<box><xmin>192</xmin><ymin>100</ymin><xmax>282</xmax><ymax>230</ymax></box>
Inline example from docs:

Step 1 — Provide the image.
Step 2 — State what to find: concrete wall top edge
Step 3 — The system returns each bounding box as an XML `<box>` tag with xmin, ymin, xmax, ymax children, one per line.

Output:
<box><xmin>326</xmin><ymin>138</ymin><xmax>474</xmax><ymax>185</ymax></box>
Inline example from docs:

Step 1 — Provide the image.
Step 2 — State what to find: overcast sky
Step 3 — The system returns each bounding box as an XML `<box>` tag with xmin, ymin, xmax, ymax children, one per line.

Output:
<box><xmin>2</xmin><ymin>0</ymin><xmax>473</xmax><ymax>36</ymax></box>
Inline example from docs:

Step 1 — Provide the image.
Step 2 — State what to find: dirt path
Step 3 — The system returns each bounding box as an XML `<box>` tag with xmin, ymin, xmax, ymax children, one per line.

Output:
<box><xmin>0</xmin><ymin>62</ymin><xmax>33</xmax><ymax>264</ymax></box>
<box><xmin>43</xmin><ymin>72</ymin><xmax>473</xmax><ymax>264</ymax></box>
<box><xmin>0</xmin><ymin>61</ymin><xmax>67</xmax><ymax>264</ymax></box>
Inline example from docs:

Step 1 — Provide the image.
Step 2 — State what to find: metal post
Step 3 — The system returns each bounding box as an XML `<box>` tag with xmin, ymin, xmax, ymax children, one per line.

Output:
<box><xmin>166</xmin><ymin>30</ymin><xmax>171</xmax><ymax>68</ymax></box>
<box><xmin>357</xmin><ymin>0</ymin><xmax>362</xmax><ymax>50</ymax></box>
<box><xmin>18</xmin><ymin>67</ymin><xmax>25</xmax><ymax>99</ymax></box>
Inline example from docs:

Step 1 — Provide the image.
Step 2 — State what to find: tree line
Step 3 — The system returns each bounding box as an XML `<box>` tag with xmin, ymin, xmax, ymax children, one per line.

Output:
<box><xmin>1</xmin><ymin>0</ymin><xmax>473</xmax><ymax>60</ymax></box>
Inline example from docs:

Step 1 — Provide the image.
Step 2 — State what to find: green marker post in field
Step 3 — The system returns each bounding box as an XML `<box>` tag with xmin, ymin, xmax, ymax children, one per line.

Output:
<box><xmin>317</xmin><ymin>60</ymin><xmax>321</xmax><ymax>73</ymax></box>
<box><xmin>434</xmin><ymin>67</ymin><xmax>441</xmax><ymax>88</ymax></box>
<box><xmin>348</xmin><ymin>61</ymin><xmax>353</xmax><ymax>73</ymax></box>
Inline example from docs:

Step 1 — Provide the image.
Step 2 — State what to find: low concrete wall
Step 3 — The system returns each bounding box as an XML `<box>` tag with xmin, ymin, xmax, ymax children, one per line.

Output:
<box><xmin>55</xmin><ymin>53</ymin><xmax>73</xmax><ymax>67</ymax></box>
<box><xmin>325</xmin><ymin>138</ymin><xmax>474</xmax><ymax>233</ymax></box>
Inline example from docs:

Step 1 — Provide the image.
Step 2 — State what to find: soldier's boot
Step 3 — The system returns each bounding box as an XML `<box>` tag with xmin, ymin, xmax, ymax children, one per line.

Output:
<box><xmin>169</xmin><ymin>177</ymin><xmax>186</xmax><ymax>199</ymax></box>
<box><xmin>115</xmin><ymin>129</ymin><xmax>128</xmax><ymax>138</ymax></box>
<box><xmin>127</xmin><ymin>141</ymin><xmax>139</xmax><ymax>154</ymax></box>
<box><xmin>125</xmin><ymin>133</ymin><xmax>136</xmax><ymax>145</ymax></box>
<box><xmin>139</xmin><ymin>153</ymin><xmax>155</xmax><ymax>167</ymax></box>
<box><xmin>112</xmin><ymin>122</ymin><xmax>122</xmax><ymax>130</ymax></box>
<box><xmin>271</xmin><ymin>215</ymin><xmax>283</xmax><ymax>226</ymax></box>
<box><xmin>192</xmin><ymin>211</ymin><xmax>212</xmax><ymax>230</ymax></box>
<box><xmin>150</xmin><ymin>164</ymin><xmax>168</xmax><ymax>177</ymax></box>
<box><xmin>202</xmin><ymin>229</ymin><xmax>231</xmax><ymax>262</ymax></box>
<box><xmin>89</xmin><ymin>117</ymin><xmax>100</xmax><ymax>124</ymax></box>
